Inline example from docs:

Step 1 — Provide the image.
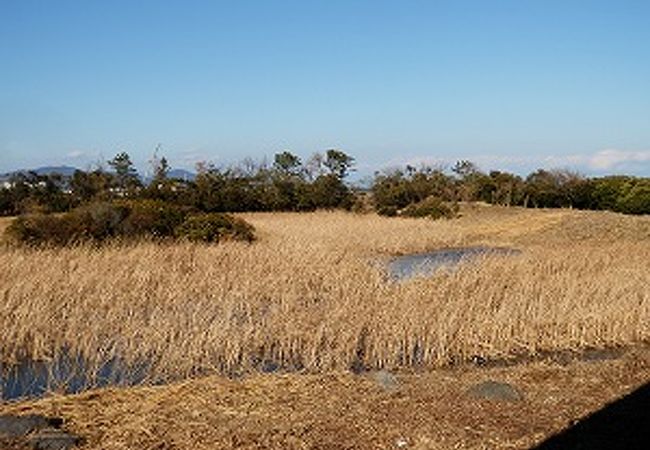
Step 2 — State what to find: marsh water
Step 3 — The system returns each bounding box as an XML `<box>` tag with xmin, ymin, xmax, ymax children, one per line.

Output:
<box><xmin>0</xmin><ymin>353</ymin><xmax>153</xmax><ymax>401</ymax></box>
<box><xmin>0</xmin><ymin>353</ymin><xmax>288</xmax><ymax>401</ymax></box>
<box><xmin>387</xmin><ymin>246</ymin><xmax>521</xmax><ymax>280</ymax></box>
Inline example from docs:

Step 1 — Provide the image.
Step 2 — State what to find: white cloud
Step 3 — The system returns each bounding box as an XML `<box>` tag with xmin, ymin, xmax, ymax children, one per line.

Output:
<box><xmin>66</xmin><ymin>150</ymin><xmax>87</xmax><ymax>159</ymax></box>
<box><xmin>176</xmin><ymin>150</ymin><xmax>215</xmax><ymax>170</ymax></box>
<box><xmin>586</xmin><ymin>149</ymin><xmax>650</xmax><ymax>170</ymax></box>
<box><xmin>374</xmin><ymin>149</ymin><xmax>650</xmax><ymax>176</ymax></box>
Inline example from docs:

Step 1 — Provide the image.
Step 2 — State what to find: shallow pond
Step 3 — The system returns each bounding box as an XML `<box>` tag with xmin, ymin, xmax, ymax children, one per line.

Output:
<box><xmin>387</xmin><ymin>246</ymin><xmax>521</xmax><ymax>280</ymax></box>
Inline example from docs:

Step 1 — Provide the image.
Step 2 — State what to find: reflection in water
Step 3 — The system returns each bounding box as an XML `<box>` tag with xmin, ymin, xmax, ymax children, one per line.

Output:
<box><xmin>387</xmin><ymin>246</ymin><xmax>520</xmax><ymax>280</ymax></box>
<box><xmin>0</xmin><ymin>353</ymin><xmax>153</xmax><ymax>401</ymax></box>
<box><xmin>1</xmin><ymin>352</ymin><xmax>285</xmax><ymax>401</ymax></box>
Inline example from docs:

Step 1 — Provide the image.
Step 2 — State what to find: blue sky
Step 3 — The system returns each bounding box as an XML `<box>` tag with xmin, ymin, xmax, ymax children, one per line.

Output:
<box><xmin>1</xmin><ymin>0</ymin><xmax>650</xmax><ymax>177</ymax></box>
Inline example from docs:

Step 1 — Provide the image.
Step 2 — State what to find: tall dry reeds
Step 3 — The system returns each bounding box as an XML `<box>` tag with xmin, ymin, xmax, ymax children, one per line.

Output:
<box><xmin>0</xmin><ymin>207</ymin><xmax>648</xmax><ymax>385</ymax></box>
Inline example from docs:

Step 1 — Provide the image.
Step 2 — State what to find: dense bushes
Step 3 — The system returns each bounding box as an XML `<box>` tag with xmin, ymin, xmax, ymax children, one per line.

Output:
<box><xmin>7</xmin><ymin>214</ymin><xmax>88</xmax><ymax>246</ymax></box>
<box><xmin>400</xmin><ymin>196</ymin><xmax>458</xmax><ymax>219</ymax></box>
<box><xmin>372</xmin><ymin>168</ymin><xmax>456</xmax><ymax>218</ymax></box>
<box><xmin>3</xmin><ymin>150</ymin><xmax>650</xmax><ymax>219</ymax></box>
<box><xmin>610</xmin><ymin>179</ymin><xmax>650</xmax><ymax>214</ymax></box>
<box><xmin>372</xmin><ymin>164</ymin><xmax>650</xmax><ymax>216</ymax></box>
<box><xmin>6</xmin><ymin>203</ymin><xmax>129</xmax><ymax>245</ymax></box>
<box><xmin>0</xmin><ymin>172</ymin><xmax>76</xmax><ymax>216</ymax></box>
<box><xmin>0</xmin><ymin>150</ymin><xmax>356</xmax><ymax>217</ymax></box>
<box><xmin>5</xmin><ymin>200</ymin><xmax>255</xmax><ymax>246</ymax></box>
<box><xmin>175</xmin><ymin>213</ymin><xmax>255</xmax><ymax>243</ymax></box>
<box><xmin>116</xmin><ymin>199</ymin><xmax>190</xmax><ymax>237</ymax></box>
<box><xmin>190</xmin><ymin>155</ymin><xmax>355</xmax><ymax>213</ymax></box>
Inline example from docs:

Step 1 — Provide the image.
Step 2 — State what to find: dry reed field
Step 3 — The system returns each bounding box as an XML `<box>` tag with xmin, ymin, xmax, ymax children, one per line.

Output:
<box><xmin>1</xmin><ymin>206</ymin><xmax>650</xmax><ymax>449</ymax></box>
<box><xmin>1</xmin><ymin>206</ymin><xmax>648</xmax><ymax>380</ymax></box>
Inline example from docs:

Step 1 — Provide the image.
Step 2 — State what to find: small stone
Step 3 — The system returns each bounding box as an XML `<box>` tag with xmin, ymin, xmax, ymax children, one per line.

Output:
<box><xmin>371</xmin><ymin>370</ymin><xmax>399</xmax><ymax>391</ymax></box>
<box><xmin>0</xmin><ymin>415</ymin><xmax>61</xmax><ymax>438</ymax></box>
<box><xmin>27</xmin><ymin>428</ymin><xmax>82</xmax><ymax>450</ymax></box>
<box><xmin>467</xmin><ymin>380</ymin><xmax>523</xmax><ymax>402</ymax></box>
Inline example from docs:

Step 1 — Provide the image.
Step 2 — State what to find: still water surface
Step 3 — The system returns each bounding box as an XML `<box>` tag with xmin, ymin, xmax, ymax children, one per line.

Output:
<box><xmin>387</xmin><ymin>246</ymin><xmax>521</xmax><ymax>281</ymax></box>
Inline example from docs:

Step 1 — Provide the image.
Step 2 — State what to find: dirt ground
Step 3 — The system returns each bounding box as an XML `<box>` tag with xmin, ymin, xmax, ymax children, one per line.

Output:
<box><xmin>1</xmin><ymin>346</ymin><xmax>648</xmax><ymax>449</ymax></box>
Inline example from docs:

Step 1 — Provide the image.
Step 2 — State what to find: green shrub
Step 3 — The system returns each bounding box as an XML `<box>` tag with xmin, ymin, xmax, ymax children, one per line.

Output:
<box><xmin>71</xmin><ymin>202</ymin><xmax>130</xmax><ymax>240</ymax></box>
<box><xmin>349</xmin><ymin>192</ymin><xmax>373</xmax><ymax>214</ymax></box>
<box><xmin>400</xmin><ymin>196</ymin><xmax>458</xmax><ymax>219</ymax></box>
<box><xmin>115</xmin><ymin>199</ymin><xmax>190</xmax><ymax>237</ymax></box>
<box><xmin>615</xmin><ymin>181</ymin><xmax>650</xmax><ymax>215</ymax></box>
<box><xmin>4</xmin><ymin>201</ymin><xmax>256</xmax><ymax>246</ymax></box>
<box><xmin>175</xmin><ymin>213</ymin><xmax>255</xmax><ymax>243</ymax></box>
<box><xmin>6</xmin><ymin>214</ymin><xmax>79</xmax><ymax>246</ymax></box>
<box><xmin>376</xmin><ymin>205</ymin><xmax>398</xmax><ymax>217</ymax></box>
<box><xmin>308</xmin><ymin>174</ymin><xmax>354</xmax><ymax>210</ymax></box>
<box><xmin>5</xmin><ymin>202</ymin><xmax>129</xmax><ymax>246</ymax></box>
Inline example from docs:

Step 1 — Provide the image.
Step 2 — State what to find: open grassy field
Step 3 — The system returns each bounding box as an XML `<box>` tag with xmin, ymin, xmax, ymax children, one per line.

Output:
<box><xmin>1</xmin><ymin>206</ymin><xmax>648</xmax><ymax>376</ymax></box>
<box><xmin>1</xmin><ymin>206</ymin><xmax>649</xmax><ymax>448</ymax></box>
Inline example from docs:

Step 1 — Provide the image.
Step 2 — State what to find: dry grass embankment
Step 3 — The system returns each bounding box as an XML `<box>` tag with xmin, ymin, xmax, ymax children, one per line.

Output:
<box><xmin>1</xmin><ymin>206</ymin><xmax>648</xmax><ymax>381</ymax></box>
<box><xmin>2</xmin><ymin>344</ymin><xmax>649</xmax><ymax>449</ymax></box>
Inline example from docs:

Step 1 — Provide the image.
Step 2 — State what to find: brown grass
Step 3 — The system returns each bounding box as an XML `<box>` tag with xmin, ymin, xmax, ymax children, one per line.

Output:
<box><xmin>2</xmin><ymin>346</ymin><xmax>649</xmax><ymax>449</ymax></box>
<box><xmin>1</xmin><ymin>206</ymin><xmax>649</xmax><ymax>383</ymax></box>
<box><xmin>0</xmin><ymin>216</ymin><xmax>13</xmax><ymax>238</ymax></box>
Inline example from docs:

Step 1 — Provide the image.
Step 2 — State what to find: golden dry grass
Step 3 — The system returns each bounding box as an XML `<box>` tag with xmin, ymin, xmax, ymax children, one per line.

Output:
<box><xmin>1</xmin><ymin>206</ymin><xmax>649</xmax><ymax>382</ymax></box>
<box><xmin>2</xmin><ymin>346</ymin><xmax>649</xmax><ymax>449</ymax></box>
<box><xmin>0</xmin><ymin>216</ymin><xmax>13</xmax><ymax>238</ymax></box>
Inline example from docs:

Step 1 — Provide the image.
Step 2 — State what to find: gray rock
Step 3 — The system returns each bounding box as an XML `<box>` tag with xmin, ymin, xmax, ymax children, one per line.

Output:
<box><xmin>371</xmin><ymin>370</ymin><xmax>399</xmax><ymax>391</ymax></box>
<box><xmin>468</xmin><ymin>380</ymin><xmax>523</xmax><ymax>402</ymax></box>
<box><xmin>0</xmin><ymin>415</ymin><xmax>61</xmax><ymax>438</ymax></box>
<box><xmin>28</xmin><ymin>428</ymin><xmax>82</xmax><ymax>450</ymax></box>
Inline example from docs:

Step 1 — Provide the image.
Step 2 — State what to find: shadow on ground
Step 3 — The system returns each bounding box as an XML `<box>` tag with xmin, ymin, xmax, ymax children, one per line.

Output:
<box><xmin>533</xmin><ymin>381</ymin><xmax>650</xmax><ymax>450</ymax></box>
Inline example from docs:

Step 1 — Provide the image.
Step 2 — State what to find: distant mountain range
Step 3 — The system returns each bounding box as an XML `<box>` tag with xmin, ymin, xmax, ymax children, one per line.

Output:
<box><xmin>0</xmin><ymin>166</ymin><xmax>196</xmax><ymax>182</ymax></box>
<box><xmin>166</xmin><ymin>169</ymin><xmax>196</xmax><ymax>181</ymax></box>
<box><xmin>0</xmin><ymin>165</ymin><xmax>79</xmax><ymax>179</ymax></box>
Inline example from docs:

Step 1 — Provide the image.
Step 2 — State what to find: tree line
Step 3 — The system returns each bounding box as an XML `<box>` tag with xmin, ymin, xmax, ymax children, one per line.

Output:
<box><xmin>372</xmin><ymin>160</ymin><xmax>650</xmax><ymax>216</ymax></box>
<box><xmin>1</xmin><ymin>152</ymin><xmax>649</xmax><ymax>217</ymax></box>
<box><xmin>0</xmin><ymin>150</ymin><xmax>356</xmax><ymax>216</ymax></box>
